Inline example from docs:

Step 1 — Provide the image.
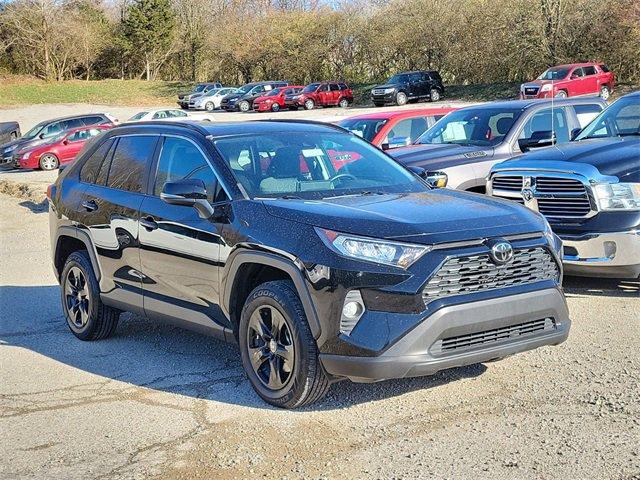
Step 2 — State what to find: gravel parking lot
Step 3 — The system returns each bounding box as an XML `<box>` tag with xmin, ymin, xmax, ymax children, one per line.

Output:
<box><xmin>0</xmin><ymin>103</ymin><xmax>638</xmax><ymax>480</ymax></box>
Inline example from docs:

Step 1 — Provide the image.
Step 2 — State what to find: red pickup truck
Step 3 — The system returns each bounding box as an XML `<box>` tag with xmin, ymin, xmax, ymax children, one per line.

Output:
<box><xmin>520</xmin><ymin>63</ymin><xmax>615</xmax><ymax>100</ymax></box>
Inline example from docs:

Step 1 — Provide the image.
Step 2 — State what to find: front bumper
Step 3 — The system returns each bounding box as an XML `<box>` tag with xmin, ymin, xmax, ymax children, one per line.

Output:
<box><xmin>320</xmin><ymin>287</ymin><xmax>570</xmax><ymax>382</ymax></box>
<box><xmin>561</xmin><ymin>229</ymin><xmax>640</xmax><ymax>278</ymax></box>
<box><xmin>371</xmin><ymin>92</ymin><xmax>396</xmax><ymax>104</ymax></box>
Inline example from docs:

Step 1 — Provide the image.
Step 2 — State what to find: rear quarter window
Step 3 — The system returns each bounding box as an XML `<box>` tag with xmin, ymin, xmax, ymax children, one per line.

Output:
<box><xmin>80</xmin><ymin>138</ymin><xmax>114</xmax><ymax>184</ymax></box>
<box><xmin>105</xmin><ymin>136</ymin><xmax>157</xmax><ymax>192</ymax></box>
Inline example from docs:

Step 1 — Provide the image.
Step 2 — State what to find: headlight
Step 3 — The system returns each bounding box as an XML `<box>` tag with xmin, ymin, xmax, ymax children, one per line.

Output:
<box><xmin>593</xmin><ymin>183</ymin><xmax>640</xmax><ymax>211</ymax></box>
<box><xmin>384</xmin><ymin>88</ymin><xmax>395</xmax><ymax>94</ymax></box>
<box><xmin>21</xmin><ymin>151</ymin><xmax>31</xmax><ymax>159</ymax></box>
<box><xmin>426</xmin><ymin>171</ymin><xmax>448</xmax><ymax>188</ymax></box>
<box><xmin>540</xmin><ymin>84</ymin><xmax>553</xmax><ymax>92</ymax></box>
<box><xmin>316</xmin><ymin>228</ymin><xmax>430</xmax><ymax>269</ymax></box>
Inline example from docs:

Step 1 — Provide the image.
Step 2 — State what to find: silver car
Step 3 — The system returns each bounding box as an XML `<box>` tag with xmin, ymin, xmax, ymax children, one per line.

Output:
<box><xmin>191</xmin><ymin>88</ymin><xmax>240</xmax><ymax>111</ymax></box>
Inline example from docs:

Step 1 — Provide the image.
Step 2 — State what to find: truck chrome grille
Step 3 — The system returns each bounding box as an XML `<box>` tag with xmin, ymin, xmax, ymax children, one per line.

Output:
<box><xmin>432</xmin><ymin>317</ymin><xmax>556</xmax><ymax>354</ymax></box>
<box><xmin>422</xmin><ymin>247</ymin><xmax>558</xmax><ymax>305</ymax></box>
<box><xmin>491</xmin><ymin>174</ymin><xmax>594</xmax><ymax>218</ymax></box>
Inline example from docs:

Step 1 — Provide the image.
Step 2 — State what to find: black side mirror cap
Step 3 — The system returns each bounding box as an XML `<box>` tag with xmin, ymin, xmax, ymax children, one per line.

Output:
<box><xmin>408</xmin><ymin>166</ymin><xmax>427</xmax><ymax>179</ymax></box>
<box><xmin>381</xmin><ymin>143</ymin><xmax>390</xmax><ymax>151</ymax></box>
<box><xmin>161</xmin><ymin>178</ymin><xmax>214</xmax><ymax>219</ymax></box>
<box><xmin>570</xmin><ymin>128</ymin><xmax>581</xmax><ymax>141</ymax></box>
<box><xmin>518</xmin><ymin>131</ymin><xmax>555</xmax><ymax>152</ymax></box>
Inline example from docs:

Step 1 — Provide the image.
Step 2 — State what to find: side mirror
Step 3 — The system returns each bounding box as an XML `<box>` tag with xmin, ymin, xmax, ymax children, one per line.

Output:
<box><xmin>160</xmin><ymin>178</ymin><xmax>214</xmax><ymax>219</ymax></box>
<box><xmin>39</xmin><ymin>133</ymin><xmax>45</xmax><ymax>139</ymax></box>
<box><xmin>381</xmin><ymin>143</ymin><xmax>390</xmax><ymax>151</ymax></box>
<box><xmin>518</xmin><ymin>131</ymin><xmax>555</xmax><ymax>152</ymax></box>
<box><xmin>408</xmin><ymin>166</ymin><xmax>427</xmax><ymax>179</ymax></box>
<box><xmin>570</xmin><ymin>128</ymin><xmax>581</xmax><ymax>141</ymax></box>
<box><xmin>62</xmin><ymin>139</ymin><xmax>69</xmax><ymax>145</ymax></box>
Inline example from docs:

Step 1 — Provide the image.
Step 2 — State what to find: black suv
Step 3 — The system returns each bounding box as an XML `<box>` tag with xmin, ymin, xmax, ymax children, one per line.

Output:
<box><xmin>49</xmin><ymin>120</ymin><xmax>570</xmax><ymax>408</ymax></box>
<box><xmin>1</xmin><ymin>113</ymin><xmax>116</xmax><ymax>166</ymax></box>
<box><xmin>221</xmin><ymin>81</ymin><xmax>289</xmax><ymax>112</ymax></box>
<box><xmin>489</xmin><ymin>91</ymin><xmax>640</xmax><ymax>279</ymax></box>
<box><xmin>371</xmin><ymin>71</ymin><xmax>444</xmax><ymax>107</ymax></box>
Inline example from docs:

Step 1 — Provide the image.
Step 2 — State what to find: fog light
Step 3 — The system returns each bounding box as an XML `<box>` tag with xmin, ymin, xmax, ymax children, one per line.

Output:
<box><xmin>340</xmin><ymin>290</ymin><xmax>365</xmax><ymax>336</ymax></box>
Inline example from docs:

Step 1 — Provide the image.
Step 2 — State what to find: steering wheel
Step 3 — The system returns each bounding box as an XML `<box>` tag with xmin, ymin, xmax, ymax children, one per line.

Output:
<box><xmin>329</xmin><ymin>173</ymin><xmax>357</xmax><ymax>184</ymax></box>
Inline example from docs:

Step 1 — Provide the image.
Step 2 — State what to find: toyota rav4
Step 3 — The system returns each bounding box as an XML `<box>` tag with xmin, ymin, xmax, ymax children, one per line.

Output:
<box><xmin>48</xmin><ymin>120</ymin><xmax>570</xmax><ymax>408</ymax></box>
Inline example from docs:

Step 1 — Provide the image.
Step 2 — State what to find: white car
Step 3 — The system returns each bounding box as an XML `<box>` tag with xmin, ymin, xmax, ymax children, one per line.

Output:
<box><xmin>191</xmin><ymin>88</ymin><xmax>240</xmax><ymax>111</ymax></box>
<box><xmin>126</xmin><ymin>109</ymin><xmax>214</xmax><ymax>123</ymax></box>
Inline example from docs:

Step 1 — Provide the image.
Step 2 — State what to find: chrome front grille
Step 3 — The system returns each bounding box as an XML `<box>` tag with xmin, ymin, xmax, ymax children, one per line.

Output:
<box><xmin>431</xmin><ymin>317</ymin><xmax>556</xmax><ymax>354</ymax></box>
<box><xmin>491</xmin><ymin>174</ymin><xmax>595</xmax><ymax>219</ymax></box>
<box><xmin>422</xmin><ymin>247</ymin><xmax>558</xmax><ymax>305</ymax></box>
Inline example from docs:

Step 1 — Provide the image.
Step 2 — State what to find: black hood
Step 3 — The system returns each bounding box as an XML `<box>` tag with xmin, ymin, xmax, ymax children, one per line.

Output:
<box><xmin>1</xmin><ymin>137</ymin><xmax>45</xmax><ymax>154</ymax></box>
<box><xmin>223</xmin><ymin>93</ymin><xmax>242</xmax><ymax>101</ymax></box>
<box><xmin>262</xmin><ymin>190</ymin><xmax>545</xmax><ymax>245</ymax></box>
<box><xmin>372</xmin><ymin>83</ymin><xmax>400</xmax><ymax>90</ymax></box>
<box><xmin>497</xmin><ymin>137</ymin><xmax>640</xmax><ymax>181</ymax></box>
<box><xmin>389</xmin><ymin>143</ymin><xmax>494</xmax><ymax>171</ymax></box>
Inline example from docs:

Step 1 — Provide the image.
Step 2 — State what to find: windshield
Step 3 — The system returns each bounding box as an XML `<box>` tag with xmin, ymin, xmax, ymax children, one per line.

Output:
<box><xmin>128</xmin><ymin>112</ymin><xmax>148</xmax><ymax>121</ymax></box>
<box><xmin>213</xmin><ymin>131</ymin><xmax>425</xmax><ymax>200</ymax></box>
<box><xmin>265</xmin><ymin>88</ymin><xmax>282</xmax><ymax>97</ymax></box>
<box><xmin>194</xmin><ymin>84</ymin><xmax>207</xmax><ymax>92</ymax></box>
<box><xmin>537</xmin><ymin>67</ymin><xmax>570</xmax><ymax>81</ymax></box>
<box><xmin>387</xmin><ymin>74</ymin><xmax>409</xmax><ymax>84</ymax></box>
<box><xmin>417</xmin><ymin>107</ymin><xmax>522</xmax><ymax>147</ymax></box>
<box><xmin>238</xmin><ymin>84</ymin><xmax>254</xmax><ymax>94</ymax></box>
<box><xmin>337</xmin><ymin>119</ymin><xmax>388</xmax><ymax>142</ymax></box>
<box><xmin>302</xmin><ymin>83</ymin><xmax>320</xmax><ymax>93</ymax></box>
<box><xmin>22</xmin><ymin>122</ymin><xmax>47</xmax><ymax>139</ymax></box>
<box><xmin>203</xmin><ymin>88</ymin><xmax>221</xmax><ymax>97</ymax></box>
<box><xmin>576</xmin><ymin>96</ymin><xmax>640</xmax><ymax>140</ymax></box>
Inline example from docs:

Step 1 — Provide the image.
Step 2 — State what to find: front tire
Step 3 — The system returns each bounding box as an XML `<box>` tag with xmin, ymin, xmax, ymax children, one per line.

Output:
<box><xmin>61</xmin><ymin>251</ymin><xmax>119</xmax><ymax>341</ymax></box>
<box><xmin>396</xmin><ymin>91</ymin><xmax>408</xmax><ymax>106</ymax></box>
<box><xmin>239</xmin><ymin>100</ymin><xmax>250</xmax><ymax>112</ymax></box>
<box><xmin>271</xmin><ymin>103</ymin><xmax>281</xmax><ymax>112</ymax></box>
<box><xmin>555</xmin><ymin>90</ymin><xmax>568</xmax><ymax>98</ymax></box>
<box><xmin>429</xmin><ymin>88</ymin><xmax>441</xmax><ymax>102</ymax></box>
<box><xmin>599</xmin><ymin>85</ymin><xmax>611</xmax><ymax>100</ymax></box>
<box><xmin>39</xmin><ymin>154</ymin><xmax>59</xmax><ymax>171</ymax></box>
<box><xmin>205</xmin><ymin>102</ymin><xmax>215</xmax><ymax>112</ymax></box>
<box><xmin>239</xmin><ymin>281</ymin><xmax>330</xmax><ymax>409</ymax></box>
<box><xmin>304</xmin><ymin>99</ymin><xmax>315</xmax><ymax>110</ymax></box>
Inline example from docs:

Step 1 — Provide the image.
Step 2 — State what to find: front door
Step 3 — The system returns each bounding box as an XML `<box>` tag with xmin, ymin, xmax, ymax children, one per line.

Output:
<box><xmin>138</xmin><ymin>135</ymin><xmax>229</xmax><ymax>338</ymax></box>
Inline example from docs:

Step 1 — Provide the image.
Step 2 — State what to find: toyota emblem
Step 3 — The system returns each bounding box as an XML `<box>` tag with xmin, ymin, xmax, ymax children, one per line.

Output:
<box><xmin>488</xmin><ymin>240</ymin><xmax>514</xmax><ymax>265</ymax></box>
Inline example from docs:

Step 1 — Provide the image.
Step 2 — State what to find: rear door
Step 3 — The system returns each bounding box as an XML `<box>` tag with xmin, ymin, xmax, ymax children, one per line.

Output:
<box><xmin>329</xmin><ymin>83</ymin><xmax>341</xmax><ymax>105</ymax></box>
<box><xmin>76</xmin><ymin>134</ymin><xmax>159</xmax><ymax>313</ymax></box>
<box><xmin>137</xmin><ymin>135</ymin><xmax>230</xmax><ymax>337</ymax></box>
<box><xmin>581</xmin><ymin>66</ymin><xmax>599</xmax><ymax>95</ymax></box>
<box><xmin>317</xmin><ymin>84</ymin><xmax>330</xmax><ymax>105</ymax></box>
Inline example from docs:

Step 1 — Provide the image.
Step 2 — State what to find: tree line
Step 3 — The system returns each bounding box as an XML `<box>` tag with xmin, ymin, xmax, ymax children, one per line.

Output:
<box><xmin>0</xmin><ymin>0</ymin><xmax>638</xmax><ymax>85</ymax></box>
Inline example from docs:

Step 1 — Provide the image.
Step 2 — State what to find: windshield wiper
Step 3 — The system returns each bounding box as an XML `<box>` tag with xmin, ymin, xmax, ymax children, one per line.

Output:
<box><xmin>323</xmin><ymin>191</ymin><xmax>386</xmax><ymax>199</ymax></box>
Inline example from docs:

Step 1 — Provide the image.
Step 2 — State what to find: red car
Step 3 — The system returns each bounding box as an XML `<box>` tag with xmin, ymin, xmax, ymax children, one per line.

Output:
<box><xmin>336</xmin><ymin>106</ymin><xmax>457</xmax><ymax>149</ymax></box>
<box><xmin>253</xmin><ymin>86</ymin><xmax>304</xmax><ymax>112</ymax></box>
<box><xmin>285</xmin><ymin>82</ymin><xmax>353</xmax><ymax>110</ymax></box>
<box><xmin>520</xmin><ymin>62</ymin><xmax>615</xmax><ymax>100</ymax></box>
<box><xmin>16</xmin><ymin>125</ymin><xmax>112</xmax><ymax>170</ymax></box>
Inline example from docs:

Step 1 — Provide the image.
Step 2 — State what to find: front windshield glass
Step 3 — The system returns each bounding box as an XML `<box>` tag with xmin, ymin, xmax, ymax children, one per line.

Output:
<box><xmin>537</xmin><ymin>67</ymin><xmax>570</xmax><ymax>81</ymax></box>
<box><xmin>194</xmin><ymin>84</ymin><xmax>207</xmax><ymax>92</ymax></box>
<box><xmin>416</xmin><ymin>107</ymin><xmax>522</xmax><ymax>147</ymax></box>
<box><xmin>337</xmin><ymin>119</ymin><xmax>388</xmax><ymax>142</ymax></box>
<box><xmin>265</xmin><ymin>88</ymin><xmax>282</xmax><ymax>97</ymax></box>
<box><xmin>387</xmin><ymin>74</ymin><xmax>409</xmax><ymax>84</ymax></box>
<box><xmin>22</xmin><ymin>122</ymin><xmax>47</xmax><ymax>139</ymax></box>
<box><xmin>302</xmin><ymin>83</ymin><xmax>320</xmax><ymax>93</ymax></box>
<box><xmin>128</xmin><ymin>112</ymin><xmax>148</xmax><ymax>121</ymax></box>
<box><xmin>576</xmin><ymin>96</ymin><xmax>640</xmax><ymax>140</ymax></box>
<box><xmin>213</xmin><ymin>132</ymin><xmax>425</xmax><ymax>200</ymax></box>
<box><xmin>204</xmin><ymin>88</ymin><xmax>221</xmax><ymax>97</ymax></box>
<box><xmin>238</xmin><ymin>84</ymin><xmax>254</xmax><ymax>94</ymax></box>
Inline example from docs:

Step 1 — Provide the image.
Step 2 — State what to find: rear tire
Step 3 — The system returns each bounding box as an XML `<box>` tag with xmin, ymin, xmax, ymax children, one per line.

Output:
<box><xmin>239</xmin><ymin>280</ymin><xmax>330</xmax><ymax>409</ymax></box>
<box><xmin>61</xmin><ymin>251</ymin><xmax>119</xmax><ymax>341</ymax></box>
<box><xmin>338</xmin><ymin>98</ymin><xmax>349</xmax><ymax>108</ymax></box>
<box><xmin>39</xmin><ymin>154</ymin><xmax>59</xmax><ymax>171</ymax></box>
<box><xmin>429</xmin><ymin>88</ymin><xmax>441</xmax><ymax>102</ymax></box>
<box><xmin>599</xmin><ymin>85</ymin><xmax>611</xmax><ymax>100</ymax></box>
<box><xmin>396</xmin><ymin>91</ymin><xmax>408</xmax><ymax>106</ymax></box>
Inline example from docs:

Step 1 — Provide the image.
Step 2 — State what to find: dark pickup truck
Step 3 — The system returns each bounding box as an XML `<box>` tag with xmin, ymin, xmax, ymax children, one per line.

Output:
<box><xmin>0</xmin><ymin>121</ymin><xmax>20</xmax><ymax>145</ymax></box>
<box><xmin>488</xmin><ymin>91</ymin><xmax>640</xmax><ymax>278</ymax></box>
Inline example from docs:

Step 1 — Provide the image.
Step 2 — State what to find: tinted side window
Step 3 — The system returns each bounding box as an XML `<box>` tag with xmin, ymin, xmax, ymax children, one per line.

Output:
<box><xmin>339</xmin><ymin>83</ymin><xmax>348</xmax><ymax>90</ymax></box>
<box><xmin>318</xmin><ymin>84</ymin><xmax>329</xmax><ymax>92</ymax></box>
<box><xmin>599</xmin><ymin>64</ymin><xmax>610</xmax><ymax>72</ymax></box>
<box><xmin>583</xmin><ymin>66</ymin><xmax>597</xmax><ymax>76</ymax></box>
<box><xmin>80</xmin><ymin>138</ymin><xmax>114</xmax><ymax>184</ymax></box>
<box><xmin>106</xmin><ymin>136</ymin><xmax>156</xmax><ymax>192</ymax></box>
<box><xmin>409</xmin><ymin>73</ymin><xmax>422</xmax><ymax>83</ymax></box>
<box><xmin>82</xmin><ymin>116</ymin><xmax>106</xmax><ymax>126</ymax></box>
<box><xmin>572</xmin><ymin>68</ymin><xmax>585</xmax><ymax>78</ymax></box>
<box><xmin>62</xmin><ymin>118</ymin><xmax>85</xmax><ymax>130</ymax></box>
<box><xmin>154</xmin><ymin>137</ymin><xmax>223</xmax><ymax>203</ymax></box>
<box><xmin>330</xmin><ymin>84</ymin><xmax>340</xmax><ymax>91</ymax></box>
<box><xmin>41</xmin><ymin>122</ymin><xmax>63</xmax><ymax>138</ymax></box>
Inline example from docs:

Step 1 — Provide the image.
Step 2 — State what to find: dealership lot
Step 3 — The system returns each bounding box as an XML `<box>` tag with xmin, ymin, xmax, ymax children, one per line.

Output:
<box><xmin>0</xmin><ymin>103</ymin><xmax>638</xmax><ymax>479</ymax></box>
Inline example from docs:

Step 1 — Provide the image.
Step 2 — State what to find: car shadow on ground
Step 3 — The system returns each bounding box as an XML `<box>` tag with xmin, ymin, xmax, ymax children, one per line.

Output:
<box><xmin>563</xmin><ymin>275</ymin><xmax>639</xmax><ymax>298</ymax></box>
<box><xmin>18</xmin><ymin>200</ymin><xmax>48</xmax><ymax>213</ymax></box>
<box><xmin>0</xmin><ymin>285</ymin><xmax>488</xmax><ymax>411</ymax></box>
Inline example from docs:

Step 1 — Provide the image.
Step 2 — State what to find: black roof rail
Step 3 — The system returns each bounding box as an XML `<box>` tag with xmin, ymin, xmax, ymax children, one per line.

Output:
<box><xmin>254</xmin><ymin>118</ymin><xmax>346</xmax><ymax>132</ymax></box>
<box><xmin>114</xmin><ymin>120</ymin><xmax>211</xmax><ymax>135</ymax></box>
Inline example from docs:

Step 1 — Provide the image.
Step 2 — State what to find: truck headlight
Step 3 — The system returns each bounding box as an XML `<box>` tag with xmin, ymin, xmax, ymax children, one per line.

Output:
<box><xmin>540</xmin><ymin>84</ymin><xmax>553</xmax><ymax>92</ymax></box>
<box><xmin>594</xmin><ymin>183</ymin><xmax>640</xmax><ymax>211</ymax></box>
<box><xmin>383</xmin><ymin>88</ymin><xmax>395</xmax><ymax>94</ymax></box>
<box><xmin>316</xmin><ymin>228</ymin><xmax>430</xmax><ymax>269</ymax></box>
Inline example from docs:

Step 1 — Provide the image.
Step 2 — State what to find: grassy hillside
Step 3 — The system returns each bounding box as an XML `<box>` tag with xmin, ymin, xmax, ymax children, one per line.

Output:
<box><xmin>1</xmin><ymin>76</ymin><xmax>637</xmax><ymax>108</ymax></box>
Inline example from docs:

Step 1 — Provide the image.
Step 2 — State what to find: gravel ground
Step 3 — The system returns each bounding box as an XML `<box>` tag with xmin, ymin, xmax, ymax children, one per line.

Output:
<box><xmin>0</xmin><ymin>189</ymin><xmax>638</xmax><ymax>479</ymax></box>
<box><xmin>0</xmin><ymin>100</ymin><xmax>639</xmax><ymax>479</ymax></box>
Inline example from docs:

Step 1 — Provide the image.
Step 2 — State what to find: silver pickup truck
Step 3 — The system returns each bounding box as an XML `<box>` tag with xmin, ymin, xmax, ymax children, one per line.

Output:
<box><xmin>389</xmin><ymin>98</ymin><xmax>606</xmax><ymax>192</ymax></box>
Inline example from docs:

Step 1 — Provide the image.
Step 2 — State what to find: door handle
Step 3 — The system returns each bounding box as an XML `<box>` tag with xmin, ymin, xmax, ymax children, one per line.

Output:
<box><xmin>140</xmin><ymin>216</ymin><xmax>158</xmax><ymax>231</ymax></box>
<box><xmin>81</xmin><ymin>200</ymin><xmax>98</xmax><ymax>212</ymax></box>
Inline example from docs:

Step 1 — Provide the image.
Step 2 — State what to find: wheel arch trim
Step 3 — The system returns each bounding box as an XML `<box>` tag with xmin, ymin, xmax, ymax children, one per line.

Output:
<box><xmin>54</xmin><ymin>226</ymin><xmax>102</xmax><ymax>282</ymax></box>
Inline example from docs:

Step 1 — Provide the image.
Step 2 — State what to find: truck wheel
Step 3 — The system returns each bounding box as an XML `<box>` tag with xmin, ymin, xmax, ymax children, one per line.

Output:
<box><xmin>239</xmin><ymin>101</ymin><xmax>251</xmax><ymax>112</ymax></box>
<box><xmin>304</xmin><ymin>99</ymin><xmax>315</xmax><ymax>110</ymax></box>
<box><xmin>39</xmin><ymin>154</ymin><xmax>59</xmax><ymax>171</ymax></box>
<box><xmin>239</xmin><ymin>280</ymin><xmax>330</xmax><ymax>409</ymax></box>
<box><xmin>271</xmin><ymin>103</ymin><xmax>281</xmax><ymax>112</ymax></box>
<box><xmin>338</xmin><ymin>98</ymin><xmax>349</xmax><ymax>108</ymax></box>
<box><xmin>555</xmin><ymin>90</ymin><xmax>568</xmax><ymax>98</ymax></box>
<box><xmin>429</xmin><ymin>88</ymin><xmax>441</xmax><ymax>102</ymax></box>
<box><xmin>61</xmin><ymin>251</ymin><xmax>119</xmax><ymax>341</ymax></box>
<box><xmin>205</xmin><ymin>102</ymin><xmax>215</xmax><ymax>111</ymax></box>
<box><xmin>396</xmin><ymin>92</ymin><xmax>408</xmax><ymax>106</ymax></box>
<box><xmin>599</xmin><ymin>85</ymin><xmax>611</xmax><ymax>100</ymax></box>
